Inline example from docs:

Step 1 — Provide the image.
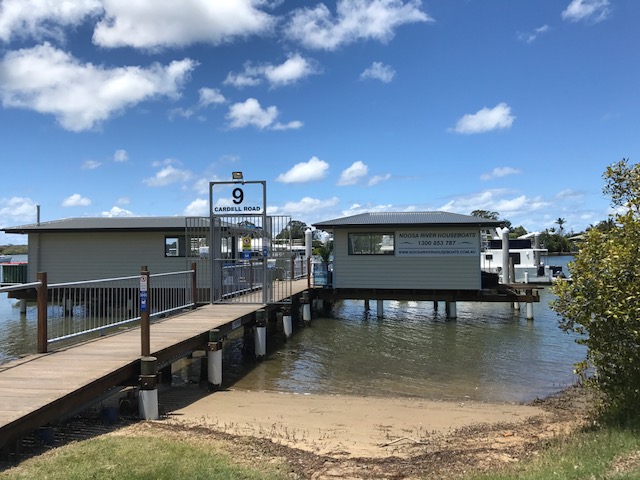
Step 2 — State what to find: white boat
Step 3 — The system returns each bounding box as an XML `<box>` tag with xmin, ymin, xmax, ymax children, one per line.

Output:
<box><xmin>480</xmin><ymin>229</ymin><xmax>564</xmax><ymax>284</ymax></box>
<box><xmin>0</xmin><ymin>254</ymin><xmax>11</xmax><ymax>263</ymax></box>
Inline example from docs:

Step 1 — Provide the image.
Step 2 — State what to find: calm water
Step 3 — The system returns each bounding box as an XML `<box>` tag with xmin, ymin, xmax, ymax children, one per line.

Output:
<box><xmin>0</xmin><ymin>255</ymin><xmax>584</xmax><ymax>403</ymax></box>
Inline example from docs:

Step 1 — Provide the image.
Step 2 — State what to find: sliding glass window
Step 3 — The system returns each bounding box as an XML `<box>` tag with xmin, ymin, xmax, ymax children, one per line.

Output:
<box><xmin>348</xmin><ymin>233</ymin><xmax>394</xmax><ymax>255</ymax></box>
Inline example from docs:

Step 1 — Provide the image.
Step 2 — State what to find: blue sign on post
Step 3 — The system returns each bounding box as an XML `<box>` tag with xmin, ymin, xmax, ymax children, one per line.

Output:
<box><xmin>262</xmin><ymin>245</ymin><xmax>268</xmax><ymax>257</ymax></box>
<box><xmin>140</xmin><ymin>274</ymin><xmax>148</xmax><ymax>312</ymax></box>
<box><xmin>241</xmin><ymin>251</ymin><xmax>252</xmax><ymax>260</ymax></box>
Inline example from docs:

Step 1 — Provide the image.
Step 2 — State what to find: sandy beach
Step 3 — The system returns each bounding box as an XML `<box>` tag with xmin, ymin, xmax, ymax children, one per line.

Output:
<box><xmin>162</xmin><ymin>389</ymin><xmax>551</xmax><ymax>459</ymax></box>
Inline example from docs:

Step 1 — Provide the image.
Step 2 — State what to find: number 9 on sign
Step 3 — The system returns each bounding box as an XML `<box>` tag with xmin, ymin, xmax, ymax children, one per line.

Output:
<box><xmin>232</xmin><ymin>188</ymin><xmax>244</xmax><ymax>205</ymax></box>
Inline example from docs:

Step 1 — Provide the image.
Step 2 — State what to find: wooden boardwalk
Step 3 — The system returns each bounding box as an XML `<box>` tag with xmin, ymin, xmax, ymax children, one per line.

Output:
<box><xmin>0</xmin><ymin>279</ymin><xmax>309</xmax><ymax>451</ymax></box>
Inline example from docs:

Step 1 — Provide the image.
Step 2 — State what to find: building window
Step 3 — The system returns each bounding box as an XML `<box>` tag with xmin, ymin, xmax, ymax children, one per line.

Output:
<box><xmin>348</xmin><ymin>233</ymin><xmax>394</xmax><ymax>255</ymax></box>
<box><xmin>165</xmin><ymin>236</ymin><xmax>184</xmax><ymax>257</ymax></box>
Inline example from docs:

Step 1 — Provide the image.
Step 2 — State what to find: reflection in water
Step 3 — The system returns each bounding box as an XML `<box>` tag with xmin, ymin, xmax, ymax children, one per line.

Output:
<box><xmin>220</xmin><ymin>286</ymin><xmax>584</xmax><ymax>403</ymax></box>
<box><xmin>0</xmin><ymin>255</ymin><xmax>585</xmax><ymax>403</ymax></box>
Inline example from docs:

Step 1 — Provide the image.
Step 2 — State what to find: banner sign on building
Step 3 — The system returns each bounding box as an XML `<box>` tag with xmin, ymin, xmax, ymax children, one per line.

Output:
<box><xmin>396</xmin><ymin>230</ymin><xmax>479</xmax><ymax>256</ymax></box>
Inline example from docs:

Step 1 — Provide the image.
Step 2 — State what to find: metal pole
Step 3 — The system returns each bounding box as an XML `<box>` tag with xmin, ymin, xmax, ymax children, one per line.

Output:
<box><xmin>140</xmin><ymin>266</ymin><xmax>150</xmax><ymax>357</ymax></box>
<box><xmin>37</xmin><ymin>271</ymin><xmax>48</xmax><ymax>353</ymax></box>
<box><xmin>191</xmin><ymin>262</ymin><xmax>197</xmax><ymax>308</ymax></box>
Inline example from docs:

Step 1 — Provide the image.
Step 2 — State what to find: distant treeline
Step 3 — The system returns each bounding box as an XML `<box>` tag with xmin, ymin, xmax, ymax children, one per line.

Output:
<box><xmin>0</xmin><ymin>245</ymin><xmax>28</xmax><ymax>255</ymax></box>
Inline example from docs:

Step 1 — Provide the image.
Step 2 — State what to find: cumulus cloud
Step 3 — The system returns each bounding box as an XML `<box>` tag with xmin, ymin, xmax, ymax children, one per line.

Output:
<box><xmin>0</xmin><ymin>43</ymin><xmax>196</xmax><ymax>131</ymax></box>
<box><xmin>184</xmin><ymin>198</ymin><xmax>208</xmax><ymax>216</ymax></box>
<box><xmin>451</xmin><ymin>102</ymin><xmax>515</xmax><ymax>134</ymax></box>
<box><xmin>337</xmin><ymin>161</ymin><xmax>368</xmax><ymax>186</ymax></box>
<box><xmin>278</xmin><ymin>196</ymin><xmax>340</xmax><ymax>215</ymax></box>
<box><xmin>285</xmin><ymin>0</ymin><xmax>432</xmax><ymax>50</ymax></box>
<box><xmin>144</xmin><ymin>160</ymin><xmax>192</xmax><ymax>187</ymax></box>
<box><xmin>93</xmin><ymin>0</ymin><xmax>275</xmax><ymax>49</ymax></box>
<box><xmin>62</xmin><ymin>193</ymin><xmax>91</xmax><ymax>207</ymax></box>
<box><xmin>561</xmin><ymin>0</ymin><xmax>610</xmax><ymax>23</ymax></box>
<box><xmin>0</xmin><ymin>0</ymin><xmax>102</xmax><ymax>42</ymax></box>
<box><xmin>517</xmin><ymin>24</ymin><xmax>550</xmax><ymax>43</ymax></box>
<box><xmin>226</xmin><ymin>98</ymin><xmax>302</xmax><ymax>130</ymax></box>
<box><xmin>360</xmin><ymin>62</ymin><xmax>396</xmax><ymax>82</ymax></box>
<box><xmin>224</xmin><ymin>54</ymin><xmax>319</xmax><ymax>89</ymax></box>
<box><xmin>114</xmin><ymin>149</ymin><xmax>129</xmax><ymax>162</ymax></box>
<box><xmin>480</xmin><ymin>167</ymin><xmax>522</xmax><ymax>181</ymax></box>
<box><xmin>438</xmin><ymin>189</ymin><xmax>548</xmax><ymax>218</ymax></box>
<box><xmin>276</xmin><ymin>156</ymin><xmax>329</xmax><ymax>183</ymax></box>
<box><xmin>198</xmin><ymin>87</ymin><xmax>225</xmax><ymax>107</ymax></box>
<box><xmin>0</xmin><ymin>196</ymin><xmax>39</xmax><ymax>224</ymax></box>
<box><xmin>101</xmin><ymin>206</ymin><xmax>134</xmax><ymax>217</ymax></box>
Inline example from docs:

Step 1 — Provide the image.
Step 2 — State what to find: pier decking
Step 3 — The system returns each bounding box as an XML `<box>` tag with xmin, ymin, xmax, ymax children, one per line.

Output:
<box><xmin>0</xmin><ymin>279</ymin><xmax>309</xmax><ymax>452</ymax></box>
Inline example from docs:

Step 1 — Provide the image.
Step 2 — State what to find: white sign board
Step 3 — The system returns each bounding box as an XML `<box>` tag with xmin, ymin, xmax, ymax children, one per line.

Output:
<box><xmin>396</xmin><ymin>230</ymin><xmax>479</xmax><ymax>256</ymax></box>
<box><xmin>210</xmin><ymin>181</ymin><xmax>265</xmax><ymax>215</ymax></box>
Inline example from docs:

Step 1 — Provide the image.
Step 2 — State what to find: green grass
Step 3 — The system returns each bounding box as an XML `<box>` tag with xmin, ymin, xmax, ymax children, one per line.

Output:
<box><xmin>1</xmin><ymin>434</ymin><xmax>287</xmax><ymax>480</ymax></box>
<box><xmin>470</xmin><ymin>426</ymin><xmax>640</xmax><ymax>480</ymax></box>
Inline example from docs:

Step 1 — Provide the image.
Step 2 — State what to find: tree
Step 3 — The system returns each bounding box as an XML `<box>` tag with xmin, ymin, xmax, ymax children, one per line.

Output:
<box><xmin>555</xmin><ymin>217</ymin><xmax>566</xmax><ymax>234</ymax></box>
<box><xmin>276</xmin><ymin>220</ymin><xmax>308</xmax><ymax>240</ymax></box>
<box><xmin>470</xmin><ymin>210</ymin><xmax>499</xmax><ymax>220</ymax></box>
<box><xmin>509</xmin><ymin>225</ymin><xmax>528</xmax><ymax>238</ymax></box>
<box><xmin>552</xmin><ymin>159</ymin><xmax>640</xmax><ymax>422</ymax></box>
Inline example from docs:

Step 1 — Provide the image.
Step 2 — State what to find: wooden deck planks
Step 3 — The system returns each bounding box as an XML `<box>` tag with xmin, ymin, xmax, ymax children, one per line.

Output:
<box><xmin>0</xmin><ymin>279</ymin><xmax>309</xmax><ymax>446</ymax></box>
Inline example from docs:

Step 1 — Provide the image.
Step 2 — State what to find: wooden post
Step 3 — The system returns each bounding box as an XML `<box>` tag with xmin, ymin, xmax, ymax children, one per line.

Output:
<box><xmin>37</xmin><ymin>271</ymin><xmax>48</xmax><ymax>354</ymax></box>
<box><xmin>191</xmin><ymin>262</ymin><xmax>197</xmax><ymax>309</ymax></box>
<box><xmin>140</xmin><ymin>266</ymin><xmax>150</xmax><ymax>357</ymax></box>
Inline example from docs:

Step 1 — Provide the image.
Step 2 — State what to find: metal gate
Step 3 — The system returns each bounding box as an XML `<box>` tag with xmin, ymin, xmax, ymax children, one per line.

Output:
<box><xmin>199</xmin><ymin>215</ymin><xmax>298</xmax><ymax>304</ymax></box>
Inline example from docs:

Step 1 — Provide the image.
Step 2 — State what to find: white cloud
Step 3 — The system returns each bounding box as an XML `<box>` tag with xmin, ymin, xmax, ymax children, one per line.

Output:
<box><xmin>224</xmin><ymin>54</ymin><xmax>319</xmax><ymax>89</ymax></box>
<box><xmin>143</xmin><ymin>162</ymin><xmax>192</xmax><ymax>187</ymax></box>
<box><xmin>360</xmin><ymin>62</ymin><xmax>396</xmax><ymax>82</ymax></box>
<box><xmin>82</xmin><ymin>159</ymin><xmax>102</xmax><ymax>170</ymax></box>
<box><xmin>0</xmin><ymin>0</ymin><xmax>102</xmax><ymax>42</ymax></box>
<box><xmin>562</xmin><ymin>0</ymin><xmax>610</xmax><ymax>23</ymax></box>
<box><xmin>184</xmin><ymin>198</ymin><xmax>208</xmax><ymax>216</ymax></box>
<box><xmin>101</xmin><ymin>206</ymin><xmax>134</xmax><ymax>217</ymax></box>
<box><xmin>113</xmin><ymin>149</ymin><xmax>129</xmax><ymax>162</ymax></box>
<box><xmin>198</xmin><ymin>87</ymin><xmax>225</xmax><ymax>107</ymax></box>
<box><xmin>451</xmin><ymin>102</ymin><xmax>515</xmax><ymax>134</ymax></box>
<box><xmin>438</xmin><ymin>189</ymin><xmax>548</xmax><ymax>218</ymax></box>
<box><xmin>276</xmin><ymin>156</ymin><xmax>329</xmax><ymax>183</ymax></box>
<box><xmin>116</xmin><ymin>197</ymin><xmax>130</xmax><ymax>205</ymax></box>
<box><xmin>62</xmin><ymin>193</ymin><xmax>91</xmax><ymax>207</ymax></box>
<box><xmin>480</xmin><ymin>167</ymin><xmax>522</xmax><ymax>181</ymax></box>
<box><xmin>93</xmin><ymin>0</ymin><xmax>275</xmax><ymax>49</ymax></box>
<box><xmin>226</xmin><ymin>97</ymin><xmax>301</xmax><ymax>130</ymax></box>
<box><xmin>368</xmin><ymin>173</ymin><xmax>391</xmax><ymax>186</ymax></box>
<box><xmin>279</xmin><ymin>196</ymin><xmax>340</xmax><ymax>215</ymax></box>
<box><xmin>0</xmin><ymin>196</ymin><xmax>39</xmax><ymax>225</ymax></box>
<box><xmin>285</xmin><ymin>0</ymin><xmax>433</xmax><ymax>51</ymax></box>
<box><xmin>264</xmin><ymin>54</ymin><xmax>319</xmax><ymax>87</ymax></box>
<box><xmin>0</xmin><ymin>43</ymin><xmax>196</xmax><ymax>131</ymax></box>
<box><xmin>517</xmin><ymin>24</ymin><xmax>550</xmax><ymax>43</ymax></box>
<box><xmin>337</xmin><ymin>161</ymin><xmax>368</xmax><ymax>186</ymax></box>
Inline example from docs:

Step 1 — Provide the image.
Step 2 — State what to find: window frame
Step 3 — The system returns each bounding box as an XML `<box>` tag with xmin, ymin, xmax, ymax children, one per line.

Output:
<box><xmin>347</xmin><ymin>232</ymin><xmax>395</xmax><ymax>255</ymax></box>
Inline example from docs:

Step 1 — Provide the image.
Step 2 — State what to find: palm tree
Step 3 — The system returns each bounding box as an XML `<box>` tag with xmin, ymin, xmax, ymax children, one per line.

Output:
<box><xmin>555</xmin><ymin>217</ymin><xmax>566</xmax><ymax>234</ymax></box>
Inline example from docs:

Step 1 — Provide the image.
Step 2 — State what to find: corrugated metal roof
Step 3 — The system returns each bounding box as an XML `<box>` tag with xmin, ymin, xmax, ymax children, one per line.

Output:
<box><xmin>2</xmin><ymin>217</ymin><xmax>194</xmax><ymax>233</ymax></box>
<box><xmin>312</xmin><ymin>211</ymin><xmax>502</xmax><ymax>228</ymax></box>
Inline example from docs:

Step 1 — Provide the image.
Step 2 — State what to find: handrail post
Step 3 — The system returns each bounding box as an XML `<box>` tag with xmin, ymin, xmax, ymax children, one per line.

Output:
<box><xmin>140</xmin><ymin>266</ymin><xmax>150</xmax><ymax>357</ymax></box>
<box><xmin>291</xmin><ymin>255</ymin><xmax>295</xmax><ymax>280</ymax></box>
<box><xmin>191</xmin><ymin>262</ymin><xmax>197</xmax><ymax>309</ymax></box>
<box><xmin>307</xmin><ymin>256</ymin><xmax>311</xmax><ymax>288</ymax></box>
<box><xmin>37</xmin><ymin>272</ymin><xmax>48</xmax><ymax>353</ymax></box>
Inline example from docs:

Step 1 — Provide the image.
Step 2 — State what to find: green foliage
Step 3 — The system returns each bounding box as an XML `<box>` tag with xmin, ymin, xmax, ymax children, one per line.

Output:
<box><xmin>540</xmin><ymin>231</ymin><xmax>574</xmax><ymax>253</ymax></box>
<box><xmin>552</xmin><ymin>159</ymin><xmax>640</xmax><ymax>422</ymax></box>
<box><xmin>509</xmin><ymin>225</ymin><xmax>528</xmax><ymax>238</ymax></box>
<box><xmin>314</xmin><ymin>240</ymin><xmax>333</xmax><ymax>263</ymax></box>
<box><xmin>470</xmin><ymin>209</ymin><xmax>500</xmax><ymax>220</ymax></box>
<box><xmin>0</xmin><ymin>244</ymin><xmax>27</xmax><ymax>255</ymax></box>
<box><xmin>276</xmin><ymin>220</ymin><xmax>308</xmax><ymax>240</ymax></box>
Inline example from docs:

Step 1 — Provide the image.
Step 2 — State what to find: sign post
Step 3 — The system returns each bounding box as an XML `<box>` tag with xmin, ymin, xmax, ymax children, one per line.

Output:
<box><xmin>210</xmin><ymin>178</ymin><xmax>268</xmax><ymax>303</ymax></box>
<box><xmin>140</xmin><ymin>267</ymin><xmax>150</xmax><ymax>356</ymax></box>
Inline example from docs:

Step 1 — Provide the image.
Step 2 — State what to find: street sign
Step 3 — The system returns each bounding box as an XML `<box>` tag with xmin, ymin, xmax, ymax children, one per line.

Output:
<box><xmin>140</xmin><ymin>275</ymin><xmax>148</xmax><ymax>312</ymax></box>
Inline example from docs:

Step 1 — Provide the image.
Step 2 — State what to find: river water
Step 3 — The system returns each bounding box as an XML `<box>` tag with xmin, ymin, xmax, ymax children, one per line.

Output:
<box><xmin>0</xmin><ymin>255</ymin><xmax>584</xmax><ymax>403</ymax></box>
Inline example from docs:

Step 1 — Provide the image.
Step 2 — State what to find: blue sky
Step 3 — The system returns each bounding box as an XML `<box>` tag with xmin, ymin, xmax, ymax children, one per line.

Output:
<box><xmin>0</xmin><ymin>0</ymin><xmax>638</xmax><ymax>244</ymax></box>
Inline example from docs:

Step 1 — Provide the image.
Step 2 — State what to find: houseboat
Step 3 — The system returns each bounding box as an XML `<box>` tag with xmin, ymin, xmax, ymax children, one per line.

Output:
<box><xmin>480</xmin><ymin>228</ymin><xmax>564</xmax><ymax>284</ymax></box>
